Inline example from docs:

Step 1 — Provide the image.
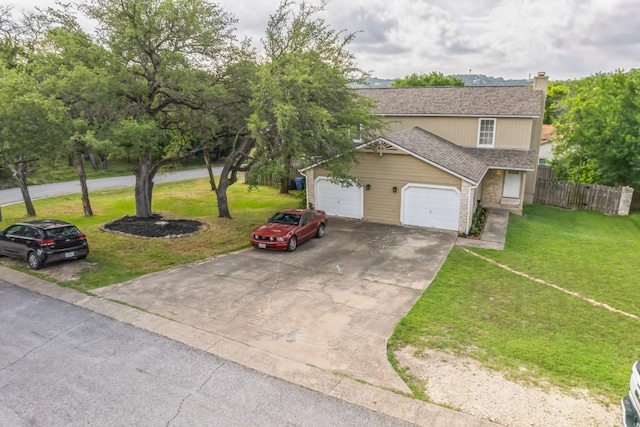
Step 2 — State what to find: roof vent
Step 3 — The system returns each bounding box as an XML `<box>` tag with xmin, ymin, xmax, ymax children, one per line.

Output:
<box><xmin>537</xmin><ymin>71</ymin><xmax>546</xmax><ymax>77</ymax></box>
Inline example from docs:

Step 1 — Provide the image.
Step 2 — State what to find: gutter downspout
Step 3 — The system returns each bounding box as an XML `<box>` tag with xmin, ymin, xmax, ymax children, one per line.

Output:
<box><xmin>299</xmin><ymin>171</ymin><xmax>309</xmax><ymax>209</ymax></box>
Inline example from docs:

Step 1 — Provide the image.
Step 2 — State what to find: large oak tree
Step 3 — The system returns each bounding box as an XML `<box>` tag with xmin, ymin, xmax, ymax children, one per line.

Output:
<box><xmin>247</xmin><ymin>0</ymin><xmax>382</xmax><ymax>197</ymax></box>
<box><xmin>80</xmin><ymin>0</ymin><xmax>239</xmax><ymax>218</ymax></box>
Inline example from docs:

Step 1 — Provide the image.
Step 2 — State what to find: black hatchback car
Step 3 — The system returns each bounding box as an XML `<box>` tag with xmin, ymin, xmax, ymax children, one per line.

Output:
<box><xmin>0</xmin><ymin>219</ymin><xmax>89</xmax><ymax>270</ymax></box>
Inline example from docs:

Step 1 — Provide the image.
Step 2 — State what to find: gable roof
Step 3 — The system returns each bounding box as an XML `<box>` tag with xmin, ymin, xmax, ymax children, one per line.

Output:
<box><xmin>377</xmin><ymin>127</ymin><xmax>536</xmax><ymax>183</ymax></box>
<box><xmin>357</xmin><ymin>86</ymin><xmax>542</xmax><ymax>117</ymax></box>
<box><xmin>380</xmin><ymin>127</ymin><xmax>486</xmax><ymax>182</ymax></box>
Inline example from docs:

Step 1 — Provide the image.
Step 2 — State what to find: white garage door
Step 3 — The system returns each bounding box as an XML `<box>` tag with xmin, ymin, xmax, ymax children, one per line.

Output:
<box><xmin>401</xmin><ymin>184</ymin><xmax>460</xmax><ymax>231</ymax></box>
<box><xmin>315</xmin><ymin>178</ymin><xmax>363</xmax><ymax>219</ymax></box>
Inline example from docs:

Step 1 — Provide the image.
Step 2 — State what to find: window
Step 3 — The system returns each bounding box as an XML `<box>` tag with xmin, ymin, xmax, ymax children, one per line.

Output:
<box><xmin>477</xmin><ymin>118</ymin><xmax>496</xmax><ymax>147</ymax></box>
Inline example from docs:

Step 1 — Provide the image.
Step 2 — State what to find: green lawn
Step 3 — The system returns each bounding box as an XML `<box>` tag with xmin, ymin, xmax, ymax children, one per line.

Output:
<box><xmin>0</xmin><ymin>179</ymin><xmax>299</xmax><ymax>292</ymax></box>
<box><xmin>389</xmin><ymin>205</ymin><xmax>640</xmax><ymax>403</ymax></box>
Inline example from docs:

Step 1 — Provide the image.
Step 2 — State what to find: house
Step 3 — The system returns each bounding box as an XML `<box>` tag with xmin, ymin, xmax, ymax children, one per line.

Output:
<box><xmin>538</xmin><ymin>124</ymin><xmax>555</xmax><ymax>164</ymax></box>
<box><xmin>301</xmin><ymin>73</ymin><xmax>549</xmax><ymax>234</ymax></box>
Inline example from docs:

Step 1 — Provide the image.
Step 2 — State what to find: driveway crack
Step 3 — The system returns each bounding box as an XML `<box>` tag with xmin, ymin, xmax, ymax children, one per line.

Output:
<box><xmin>166</xmin><ymin>393</ymin><xmax>191</xmax><ymax>426</ymax></box>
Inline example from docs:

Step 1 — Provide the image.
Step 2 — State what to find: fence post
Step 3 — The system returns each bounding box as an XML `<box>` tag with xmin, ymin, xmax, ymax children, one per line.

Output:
<box><xmin>618</xmin><ymin>186</ymin><xmax>635</xmax><ymax>216</ymax></box>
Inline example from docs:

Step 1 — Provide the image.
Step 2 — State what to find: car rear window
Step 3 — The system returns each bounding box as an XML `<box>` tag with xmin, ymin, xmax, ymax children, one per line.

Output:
<box><xmin>44</xmin><ymin>226</ymin><xmax>82</xmax><ymax>239</ymax></box>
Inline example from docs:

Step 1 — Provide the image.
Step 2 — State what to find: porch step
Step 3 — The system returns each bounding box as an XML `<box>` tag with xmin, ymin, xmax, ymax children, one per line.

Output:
<box><xmin>500</xmin><ymin>198</ymin><xmax>521</xmax><ymax>207</ymax></box>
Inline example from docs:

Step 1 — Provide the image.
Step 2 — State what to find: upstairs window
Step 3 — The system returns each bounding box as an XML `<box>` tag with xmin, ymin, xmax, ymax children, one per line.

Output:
<box><xmin>477</xmin><ymin>118</ymin><xmax>496</xmax><ymax>147</ymax></box>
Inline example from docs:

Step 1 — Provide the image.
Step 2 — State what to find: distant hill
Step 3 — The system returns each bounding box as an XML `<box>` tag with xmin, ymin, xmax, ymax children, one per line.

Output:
<box><xmin>355</xmin><ymin>74</ymin><xmax>532</xmax><ymax>88</ymax></box>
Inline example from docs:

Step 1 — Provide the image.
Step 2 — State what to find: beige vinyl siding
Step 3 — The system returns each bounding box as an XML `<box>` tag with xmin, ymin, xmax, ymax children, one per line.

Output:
<box><xmin>381</xmin><ymin>116</ymin><xmax>534</xmax><ymax>150</ymax></box>
<box><xmin>312</xmin><ymin>152</ymin><xmax>461</xmax><ymax>225</ymax></box>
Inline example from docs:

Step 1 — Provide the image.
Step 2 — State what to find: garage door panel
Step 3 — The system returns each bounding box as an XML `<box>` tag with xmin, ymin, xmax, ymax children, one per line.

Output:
<box><xmin>315</xmin><ymin>178</ymin><xmax>363</xmax><ymax>219</ymax></box>
<box><xmin>402</xmin><ymin>185</ymin><xmax>459</xmax><ymax>231</ymax></box>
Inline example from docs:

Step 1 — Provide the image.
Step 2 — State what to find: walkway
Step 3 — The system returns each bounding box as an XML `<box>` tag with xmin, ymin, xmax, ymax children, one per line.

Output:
<box><xmin>455</xmin><ymin>209</ymin><xmax>509</xmax><ymax>250</ymax></box>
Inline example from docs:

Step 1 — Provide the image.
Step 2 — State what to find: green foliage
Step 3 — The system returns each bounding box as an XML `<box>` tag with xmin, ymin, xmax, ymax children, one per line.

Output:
<box><xmin>552</xmin><ymin>69</ymin><xmax>640</xmax><ymax>188</ymax></box>
<box><xmin>0</xmin><ymin>67</ymin><xmax>68</xmax><ymax>166</ymax></box>
<box><xmin>466</xmin><ymin>205</ymin><xmax>487</xmax><ymax>236</ymax></box>
<box><xmin>392</xmin><ymin>71</ymin><xmax>464</xmax><ymax>87</ymax></box>
<box><xmin>248</xmin><ymin>0</ymin><xmax>382</xmax><ymax>184</ymax></box>
<box><xmin>543</xmin><ymin>82</ymin><xmax>570</xmax><ymax>124</ymax></box>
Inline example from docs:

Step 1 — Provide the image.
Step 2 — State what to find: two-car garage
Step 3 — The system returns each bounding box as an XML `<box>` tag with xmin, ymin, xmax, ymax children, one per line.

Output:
<box><xmin>314</xmin><ymin>177</ymin><xmax>461</xmax><ymax>231</ymax></box>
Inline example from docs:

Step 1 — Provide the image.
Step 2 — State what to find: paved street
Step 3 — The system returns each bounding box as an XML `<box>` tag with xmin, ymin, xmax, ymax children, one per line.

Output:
<box><xmin>0</xmin><ymin>281</ymin><xmax>411</xmax><ymax>427</ymax></box>
<box><xmin>0</xmin><ymin>168</ymin><xmax>219</xmax><ymax>206</ymax></box>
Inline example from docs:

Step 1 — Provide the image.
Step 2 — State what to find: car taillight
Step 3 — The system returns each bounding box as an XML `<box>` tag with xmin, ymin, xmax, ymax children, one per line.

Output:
<box><xmin>38</xmin><ymin>238</ymin><xmax>55</xmax><ymax>246</ymax></box>
<box><xmin>78</xmin><ymin>233</ymin><xmax>86</xmax><ymax>240</ymax></box>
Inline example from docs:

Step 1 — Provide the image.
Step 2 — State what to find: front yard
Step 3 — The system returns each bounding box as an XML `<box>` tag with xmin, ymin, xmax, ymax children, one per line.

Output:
<box><xmin>0</xmin><ymin>179</ymin><xmax>298</xmax><ymax>292</ymax></box>
<box><xmin>389</xmin><ymin>205</ymin><xmax>640</xmax><ymax>404</ymax></box>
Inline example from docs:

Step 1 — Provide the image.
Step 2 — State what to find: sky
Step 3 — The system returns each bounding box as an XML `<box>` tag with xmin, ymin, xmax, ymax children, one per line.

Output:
<box><xmin>3</xmin><ymin>0</ymin><xmax>639</xmax><ymax>81</ymax></box>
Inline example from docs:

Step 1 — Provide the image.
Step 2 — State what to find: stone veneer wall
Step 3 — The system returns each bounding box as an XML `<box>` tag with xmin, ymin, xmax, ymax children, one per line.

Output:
<box><xmin>458</xmin><ymin>181</ymin><xmax>471</xmax><ymax>233</ymax></box>
<box><xmin>481</xmin><ymin>170</ymin><xmax>503</xmax><ymax>204</ymax></box>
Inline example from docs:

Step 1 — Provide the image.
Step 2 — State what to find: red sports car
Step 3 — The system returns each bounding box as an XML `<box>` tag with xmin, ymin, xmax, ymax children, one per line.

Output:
<box><xmin>250</xmin><ymin>209</ymin><xmax>327</xmax><ymax>251</ymax></box>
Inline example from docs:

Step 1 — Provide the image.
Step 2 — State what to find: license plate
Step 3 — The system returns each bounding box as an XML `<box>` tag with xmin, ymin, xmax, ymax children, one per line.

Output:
<box><xmin>258</xmin><ymin>243</ymin><xmax>266</xmax><ymax>249</ymax></box>
<box><xmin>65</xmin><ymin>251</ymin><xmax>75</xmax><ymax>258</ymax></box>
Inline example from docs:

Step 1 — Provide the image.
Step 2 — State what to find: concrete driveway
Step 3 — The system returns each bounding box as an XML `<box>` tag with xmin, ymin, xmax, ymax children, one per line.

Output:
<box><xmin>94</xmin><ymin>219</ymin><xmax>456</xmax><ymax>393</ymax></box>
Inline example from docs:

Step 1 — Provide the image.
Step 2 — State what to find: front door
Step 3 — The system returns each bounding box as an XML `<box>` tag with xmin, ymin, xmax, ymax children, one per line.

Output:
<box><xmin>502</xmin><ymin>171</ymin><xmax>521</xmax><ymax>199</ymax></box>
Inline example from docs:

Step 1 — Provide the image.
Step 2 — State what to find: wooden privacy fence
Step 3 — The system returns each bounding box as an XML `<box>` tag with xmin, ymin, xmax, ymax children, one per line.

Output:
<box><xmin>535</xmin><ymin>165</ymin><xmax>633</xmax><ymax>215</ymax></box>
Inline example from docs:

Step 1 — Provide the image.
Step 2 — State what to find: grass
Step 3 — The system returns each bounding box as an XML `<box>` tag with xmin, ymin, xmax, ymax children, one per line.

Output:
<box><xmin>389</xmin><ymin>205</ymin><xmax>640</xmax><ymax>403</ymax></box>
<box><xmin>0</xmin><ymin>178</ymin><xmax>299</xmax><ymax>292</ymax></box>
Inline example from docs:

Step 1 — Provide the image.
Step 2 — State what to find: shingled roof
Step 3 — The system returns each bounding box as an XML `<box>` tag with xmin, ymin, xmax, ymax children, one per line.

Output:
<box><xmin>378</xmin><ymin>127</ymin><xmax>536</xmax><ymax>183</ymax></box>
<box><xmin>357</xmin><ymin>86</ymin><xmax>542</xmax><ymax>117</ymax></box>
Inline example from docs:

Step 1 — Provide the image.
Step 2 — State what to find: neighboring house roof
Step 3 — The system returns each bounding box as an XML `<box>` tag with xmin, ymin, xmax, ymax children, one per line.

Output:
<box><xmin>373</xmin><ymin>127</ymin><xmax>537</xmax><ymax>183</ymax></box>
<box><xmin>540</xmin><ymin>124</ymin><xmax>555</xmax><ymax>145</ymax></box>
<box><xmin>357</xmin><ymin>86</ymin><xmax>543</xmax><ymax>117</ymax></box>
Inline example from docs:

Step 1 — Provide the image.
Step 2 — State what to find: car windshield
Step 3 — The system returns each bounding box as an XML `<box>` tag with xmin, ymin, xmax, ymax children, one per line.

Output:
<box><xmin>44</xmin><ymin>226</ymin><xmax>81</xmax><ymax>239</ymax></box>
<box><xmin>268</xmin><ymin>213</ymin><xmax>301</xmax><ymax>226</ymax></box>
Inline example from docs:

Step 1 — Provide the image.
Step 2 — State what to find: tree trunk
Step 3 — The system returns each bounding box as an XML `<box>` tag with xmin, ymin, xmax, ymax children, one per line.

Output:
<box><xmin>67</xmin><ymin>154</ymin><xmax>74</xmax><ymax>167</ymax></box>
<box><xmin>215</xmin><ymin>134</ymin><xmax>255</xmax><ymax>219</ymax></box>
<box><xmin>280</xmin><ymin>177</ymin><xmax>289</xmax><ymax>194</ymax></box>
<box><xmin>85</xmin><ymin>153</ymin><xmax>98</xmax><ymax>171</ymax></box>
<box><xmin>134</xmin><ymin>155</ymin><xmax>154</xmax><ymax>218</ymax></box>
<box><xmin>76</xmin><ymin>152</ymin><xmax>93</xmax><ymax>217</ymax></box>
<box><xmin>203</xmin><ymin>146</ymin><xmax>217</xmax><ymax>191</ymax></box>
<box><xmin>11</xmin><ymin>163</ymin><xmax>36</xmax><ymax>217</ymax></box>
<box><xmin>0</xmin><ymin>206</ymin><xmax>3</xmax><ymax>223</ymax></box>
<box><xmin>215</xmin><ymin>178</ymin><xmax>231</xmax><ymax>219</ymax></box>
<box><xmin>280</xmin><ymin>153</ymin><xmax>293</xmax><ymax>195</ymax></box>
<box><xmin>99</xmin><ymin>153</ymin><xmax>109</xmax><ymax>170</ymax></box>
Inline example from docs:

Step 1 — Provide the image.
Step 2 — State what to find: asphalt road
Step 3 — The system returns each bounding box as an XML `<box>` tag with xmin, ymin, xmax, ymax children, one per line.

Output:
<box><xmin>0</xmin><ymin>168</ymin><xmax>221</xmax><ymax>206</ymax></box>
<box><xmin>0</xmin><ymin>281</ymin><xmax>411</xmax><ymax>427</ymax></box>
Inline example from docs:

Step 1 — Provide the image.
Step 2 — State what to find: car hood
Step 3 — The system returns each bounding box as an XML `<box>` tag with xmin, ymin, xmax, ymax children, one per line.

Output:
<box><xmin>252</xmin><ymin>222</ymin><xmax>296</xmax><ymax>236</ymax></box>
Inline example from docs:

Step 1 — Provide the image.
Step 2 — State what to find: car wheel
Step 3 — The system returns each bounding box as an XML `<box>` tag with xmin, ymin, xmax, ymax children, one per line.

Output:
<box><xmin>316</xmin><ymin>223</ymin><xmax>325</xmax><ymax>238</ymax></box>
<box><xmin>287</xmin><ymin>236</ymin><xmax>297</xmax><ymax>252</ymax></box>
<box><xmin>27</xmin><ymin>251</ymin><xmax>42</xmax><ymax>270</ymax></box>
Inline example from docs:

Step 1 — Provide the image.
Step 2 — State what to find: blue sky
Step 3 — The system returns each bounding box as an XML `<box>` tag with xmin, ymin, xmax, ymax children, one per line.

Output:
<box><xmin>3</xmin><ymin>0</ymin><xmax>639</xmax><ymax>81</ymax></box>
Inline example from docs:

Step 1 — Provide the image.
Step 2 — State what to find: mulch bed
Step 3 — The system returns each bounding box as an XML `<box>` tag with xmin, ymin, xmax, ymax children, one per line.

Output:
<box><xmin>102</xmin><ymin>214</ymin><xmax>206</xmax><ymax>238</ymax></box>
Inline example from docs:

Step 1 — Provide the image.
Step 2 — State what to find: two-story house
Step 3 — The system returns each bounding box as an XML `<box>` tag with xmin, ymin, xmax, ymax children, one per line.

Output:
<box><xmin>301</xmin><ymin>73</ymin><xmax>549</xmax><ymax>234</ymax></box>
